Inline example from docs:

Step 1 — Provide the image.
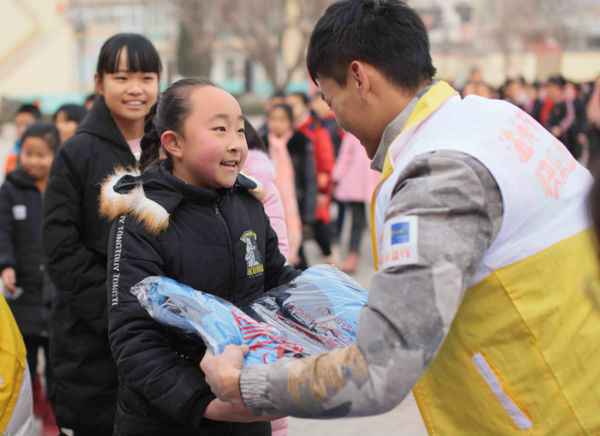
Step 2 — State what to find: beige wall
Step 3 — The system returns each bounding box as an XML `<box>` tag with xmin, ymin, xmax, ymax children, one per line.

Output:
<box><xmin>0</xmin><ymin>0</ymin><xmax>78</xmax><ymax>96</ymax></box>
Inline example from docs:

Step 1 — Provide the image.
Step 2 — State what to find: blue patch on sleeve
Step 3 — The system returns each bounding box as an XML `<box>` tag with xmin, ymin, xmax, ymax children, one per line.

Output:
<box><xmin>391</xmin><ymin>222</ymin><xmax>410</xmax><ymax>245</ymax></box>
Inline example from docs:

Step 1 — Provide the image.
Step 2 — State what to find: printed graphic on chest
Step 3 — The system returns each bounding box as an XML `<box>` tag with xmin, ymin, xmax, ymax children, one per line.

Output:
<box><xmin>240</xmin><ymin>230</ymin><xmax>264</xmax><ymax>277</ymax></box>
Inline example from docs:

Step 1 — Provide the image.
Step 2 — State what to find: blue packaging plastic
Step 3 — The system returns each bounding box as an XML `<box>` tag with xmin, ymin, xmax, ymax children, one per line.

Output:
<box><xmin>131</xmin><ymin>265</ymin><xmax>368</xmax><ymax>366</ymax></box>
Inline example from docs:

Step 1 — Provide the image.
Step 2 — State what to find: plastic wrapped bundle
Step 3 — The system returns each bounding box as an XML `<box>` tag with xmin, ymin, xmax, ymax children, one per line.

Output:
<box><xmin>131</xmin><ymin>265</ymin><xmax>368</xmax><ymax>366</ymax></box>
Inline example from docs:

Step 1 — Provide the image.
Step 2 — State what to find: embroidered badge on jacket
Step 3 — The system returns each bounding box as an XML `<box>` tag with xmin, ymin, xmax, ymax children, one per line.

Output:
<box><xmin>241</xmin><ymin>230</ymin><xmax>264</xmax><ymax>277</ymax></box>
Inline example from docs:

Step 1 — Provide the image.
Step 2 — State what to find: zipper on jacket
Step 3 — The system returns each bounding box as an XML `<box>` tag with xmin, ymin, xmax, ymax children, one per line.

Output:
<box><xmin>214</xmin><ymin>200</ymin><xmax>238</xmax><ymax>302</ymax></box>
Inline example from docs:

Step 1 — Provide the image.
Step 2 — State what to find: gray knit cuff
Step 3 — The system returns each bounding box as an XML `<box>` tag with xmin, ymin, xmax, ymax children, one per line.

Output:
<box><xmin>240</xmin><ymin>365</ymin><xmax>272</xmax><ymax>411</ymax></box>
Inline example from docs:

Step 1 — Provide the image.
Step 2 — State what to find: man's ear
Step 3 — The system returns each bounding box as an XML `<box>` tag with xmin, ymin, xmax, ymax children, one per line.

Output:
<box><xmin>349</xmin><ymin>61</ymin><xmax>372</xmax><ymax>99</ymax></box>
<box><xmin>161</xmin><ymin>131</ymin><xmax>183</xmax><ymax>159</ymax></box>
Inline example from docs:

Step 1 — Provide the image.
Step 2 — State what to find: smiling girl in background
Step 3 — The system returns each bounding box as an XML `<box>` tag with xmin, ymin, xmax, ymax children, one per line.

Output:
<box><xmin>43</xmin><ymin>33</ymin><xmax>161</xmax><ymax>436</ymax></box>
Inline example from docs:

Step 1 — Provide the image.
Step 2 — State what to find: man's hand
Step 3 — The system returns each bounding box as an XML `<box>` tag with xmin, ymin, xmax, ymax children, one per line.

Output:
<box><xmin>1</xmin><ymin>267</ymin><xmax>16</xmax><ymax>294</ymax></box>
<box><xmin>200</xmin><ymin>345</ymin><xmax>247</xmax><ymax>403</ymax></box>
<box><xmin>203</xmin><ymin>399</ymin><xmax>281</xmax><ymax>422</ymax></box>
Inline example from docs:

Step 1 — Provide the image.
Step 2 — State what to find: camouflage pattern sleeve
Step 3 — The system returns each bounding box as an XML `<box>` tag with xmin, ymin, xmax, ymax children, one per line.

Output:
<box><xmin>240</xmin><ymin>151</ymin><xmax>504</xmax><ymax>418</ymax></box>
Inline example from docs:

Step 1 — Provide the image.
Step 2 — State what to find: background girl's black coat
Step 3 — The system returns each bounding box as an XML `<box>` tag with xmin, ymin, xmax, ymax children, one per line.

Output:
<box><xmin>0</xmin><ymin>169</ymin><xmax>51</xmax><ymax>336</ymax></box>
<box><xmin>43</xmin><ymin>96</ymin><xmax>136</xmax><ymax>432</ymax></box>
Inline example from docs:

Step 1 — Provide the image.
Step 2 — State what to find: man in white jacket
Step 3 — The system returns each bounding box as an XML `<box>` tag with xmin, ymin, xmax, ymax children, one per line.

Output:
<box><xmin>200</xmin><ymin>1</ymin><xmax>600</xmax><ymax>434</ymax></box>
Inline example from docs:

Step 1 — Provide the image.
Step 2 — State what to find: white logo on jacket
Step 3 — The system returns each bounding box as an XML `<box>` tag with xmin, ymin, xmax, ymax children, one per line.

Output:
<box><xmin>12</xmin><ymin>205</ymin><xmax>27</xmax><ymax>220</ymax></box>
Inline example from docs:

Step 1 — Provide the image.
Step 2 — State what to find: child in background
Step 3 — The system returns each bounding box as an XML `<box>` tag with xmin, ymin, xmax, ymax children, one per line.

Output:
<box><xmin>287</xmin><ymin>92</ymin><xmax>335</xmax><ymax>264</ymax></box>
<box><xmin>310</xmin><ymin>92</ymin><xmax>344</xmax><ymax>156</ymax></box>
<box><xmin>43</xmin><ymin>33</ymin><xmax>161</xmax><ymax>436</ymax></box>
<box><xmin>84</xmin><ymin>93</ymin><xmax>96</xmax><ymax>110</ymax></box>
<box><xmin>4</xmin><ymin>104</ymin><xmax>42</xmax><ymax>175</ymax></box>
<box><xmin>53</xmin><ymin>104</ymin><xmax>88</xmax><ymax>144</ymax></box>
<box><xmin>332</xmin><ymin>132</ymin><xmax>380</xmax><ymax>273</ymax></box>
<box><xmin>243</xmin><ymin>119</ymin><xmax>294</xmax><ymax>259</ymax></box>
<box><xmin>102</xmin><ymin>78</ymin><xmax>297</xmax><ymax>435</ymax></box>
<box><xmin>0</xmin><ymin>123</ymin><xmax>60</xmax><ymax>431</ymax></box>
<box><xmin>265</xmin><ymin>104</ymin><xmax>317</xmax><ymax>268</ymax></box>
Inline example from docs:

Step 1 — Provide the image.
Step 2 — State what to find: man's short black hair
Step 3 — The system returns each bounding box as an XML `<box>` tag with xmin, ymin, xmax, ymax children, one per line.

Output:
<box><xmin>289</xmin><ymin>91</ymin><xmax>310</xmax><ymax>106</ymax></box>
<box><xmin>16</xmin><ymin>103</ymin><xmax>42</xmax><ymax>119</ymax></box>
<box><xmin>307</xmin><ymin>0</ymin><xmax>436</xmax><ymax>90</ymax></box>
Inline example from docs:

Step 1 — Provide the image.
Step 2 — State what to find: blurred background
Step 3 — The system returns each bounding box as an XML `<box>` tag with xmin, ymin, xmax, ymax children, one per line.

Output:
<box><xmin>1</xmin><ymin>0</ymin><xmax>599</xmax><ymax>118</ymax></box>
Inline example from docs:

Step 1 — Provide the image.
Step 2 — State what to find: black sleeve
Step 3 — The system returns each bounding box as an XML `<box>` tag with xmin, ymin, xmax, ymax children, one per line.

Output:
<box><xmin>43</xmin><ymin>149</ymin><xmax>108</xmax><ymax>333</ymax></box>
<box><xmin>262</xmin><ymin>208</ymin><xmax>300</xmax><ymax>291</ymax></box>
<box><xmin>107</xmin><ymin>216</ymin><xmax>216</xmax><ymax>428</ymax></box>
<box><xmin>302</xmin><ymin>141</ymin><xmax>318</xmax><ymax>223</ymax></box>
<box><xmin>0</xmin><ymin>183</ymin><xmax>15</xmax><ymax>273</ymax></box>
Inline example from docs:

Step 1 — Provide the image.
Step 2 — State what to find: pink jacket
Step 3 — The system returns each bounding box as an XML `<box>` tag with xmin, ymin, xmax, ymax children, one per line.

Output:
<box><xmin>243</xmin><ymin>150</ymin><xmax>289</xmax><ymax>259</ymax></box>
<box><xmin>333</xmin><ymin>133</ymin><xmax>380</xmax><ymax>203</ymax></box>
<box><xmin>267</xmin><ymin>135</ymin><xmax>303</xmax><ymax>261</ymax></box>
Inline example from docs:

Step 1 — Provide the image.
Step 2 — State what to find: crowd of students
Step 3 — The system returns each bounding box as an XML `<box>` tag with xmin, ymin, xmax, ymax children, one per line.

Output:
<box><xmin>1</xmin><ymin>26</ymin><xmax>600</xmax><ymax>436</ymax></box>
<box><xmin>462</xmin><ymin>69</ymin><xmax>600</xmax><ymax>173</ymax></box>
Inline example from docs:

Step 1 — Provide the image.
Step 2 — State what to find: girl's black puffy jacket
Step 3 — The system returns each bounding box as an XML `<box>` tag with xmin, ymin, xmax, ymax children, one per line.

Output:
<box><xmin>102</xmin><ymin>162</ymin><xmax>299</xmax><ymax>436</ymax></box>
<box><xmin>0</xmin><ymin>169</ymin><xmax>52</xmax><ymax>336</ymax></box>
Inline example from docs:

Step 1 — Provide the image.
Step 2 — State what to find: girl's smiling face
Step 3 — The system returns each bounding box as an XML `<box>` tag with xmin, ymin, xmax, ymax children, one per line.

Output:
<box><xmin>163</xmin><ymin>86</ymin><xmax>248</xmax><ymax>189</ymax></box>
<box><xmin>95</xmin><ymin>48</ymin><xmax>159</xmax><ymax>128</ymax></box>
<box><xmin>20</xmin><ymin>136</ymin><xmax>54</xmax><ymax>181</ymax></box>
<box><xmin>267</xmin><ymin>106</ymin><xmax>293</xmax><ymax>137</ymax></box>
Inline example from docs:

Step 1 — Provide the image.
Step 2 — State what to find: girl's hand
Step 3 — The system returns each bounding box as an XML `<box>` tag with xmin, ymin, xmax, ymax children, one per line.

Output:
<box><xmin>288</xmin><ymin>253</ymin><xmax>299</xmax><ymax>266</ymax></box>
<box><xmin>200</xmin><ymin>345</ymin><xmax>247</xmax><ymax>403</ymax></box>
<box><xmin>1</xmin><ymin>268</ymin><xmax>16</xmax><ymax>294</ymax></box>
<box><xmin>203</xmin><ymin>399</ymin><xmax>282</xmax><ymax>422</ymax></box>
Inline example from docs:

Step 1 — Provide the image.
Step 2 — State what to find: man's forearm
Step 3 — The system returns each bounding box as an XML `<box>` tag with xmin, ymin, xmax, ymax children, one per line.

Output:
<box><xmin>240</xmin><ymin>151</ymin><xmax>504</xmax><ymax>418</ymax></box>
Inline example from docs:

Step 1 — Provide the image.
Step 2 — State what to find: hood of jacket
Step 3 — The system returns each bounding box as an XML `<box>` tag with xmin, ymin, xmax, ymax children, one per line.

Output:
<box><xmin>100</xmin><ymin>161</ymin><xmax>259</xmax><ymax>235</ymax></box>
<box><xmin>77</xmin><ymin>96</ymin><xmax>132</xmax><ymax>154</ymax></box>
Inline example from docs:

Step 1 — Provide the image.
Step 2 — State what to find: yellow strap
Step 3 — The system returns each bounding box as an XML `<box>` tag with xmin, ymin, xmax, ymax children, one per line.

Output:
<box><xmin>370</xmin><ymin>81</ymin><xmax>458</xmax><ymax>269</ymax></box>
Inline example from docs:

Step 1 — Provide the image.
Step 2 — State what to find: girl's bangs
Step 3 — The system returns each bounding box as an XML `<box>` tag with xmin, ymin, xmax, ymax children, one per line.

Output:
<box><xmin>98</xmin><ymin>34</ymin><xmax>163</xmax><ymax>75</ymax></box>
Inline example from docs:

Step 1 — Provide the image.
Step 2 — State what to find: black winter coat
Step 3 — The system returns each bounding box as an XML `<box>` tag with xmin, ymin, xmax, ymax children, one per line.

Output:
<box><xmin>103</xmin><ymin>163</ymin><xmax>299</xmax><ymax>436</ymax></box>
<box><xmin>0</xmin><ymin>169</ymin><xmax>51</xmax><ymax>337</ymax></box>
<box><xmin>43</xmin><ymin>96</ymin><xmax>137</xmax><ymax>432</ymax></box>
<box><xmin>263</xmin><ymin>132</ymin><xmax>317</xmax><ymax>223</ymax></box>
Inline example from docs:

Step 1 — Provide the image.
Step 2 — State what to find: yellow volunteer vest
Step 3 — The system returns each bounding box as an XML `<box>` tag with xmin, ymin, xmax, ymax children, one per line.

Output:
<box><xmin>371</xmin><ymin>82</ymin><xmax>600</xmax><ymax>434</ymax></box>
<box><xmin>0</xmin><ymin>295</ymin><xmax>27</xmax><ymax>432</ymax></box>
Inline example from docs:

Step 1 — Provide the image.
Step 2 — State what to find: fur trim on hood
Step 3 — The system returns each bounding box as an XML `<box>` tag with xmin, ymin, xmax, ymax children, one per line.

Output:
<box><xmin>100</xmin><ymin>167</ymin><xmax>170</xmax><ymax>235</ymax></box>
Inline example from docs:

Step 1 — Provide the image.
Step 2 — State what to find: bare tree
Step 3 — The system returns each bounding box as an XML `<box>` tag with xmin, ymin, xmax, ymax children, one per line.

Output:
<box><xmin>484</xmin><ymin>0</ymin><xmax>584</xmax><ymax>77</ymax></box>
<box><xmin>175</xmin><ymin>0</ymin><xmax>223</xmax><ymax>78</ymax></box>
<box><xmin>175</xmin><ymin>0</ymin><xmax>332</xmax><ymax>89</ymax></box>
<box><xmin>220</xmin><ymin>0</ymin><xmax>333</xmax><ymax>91</ymax></box>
